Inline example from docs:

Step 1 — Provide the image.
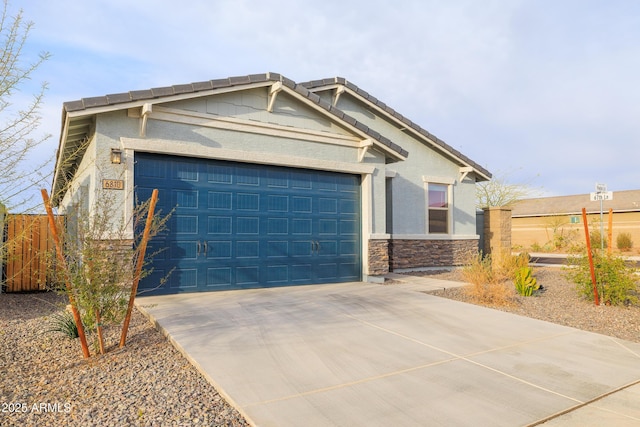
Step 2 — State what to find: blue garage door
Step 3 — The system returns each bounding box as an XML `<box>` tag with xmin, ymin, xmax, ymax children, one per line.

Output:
<box><xmin>134</xmin><ymin>152</ymin><xmax>361</xmax><ymax>294</ymax></box>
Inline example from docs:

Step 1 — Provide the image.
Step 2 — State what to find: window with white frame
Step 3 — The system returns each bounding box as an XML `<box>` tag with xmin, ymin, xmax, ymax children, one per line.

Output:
<box><xmin>427</xmin><ymin>183</ymin><xmax>449</xmax><ymax>234</ymax></box>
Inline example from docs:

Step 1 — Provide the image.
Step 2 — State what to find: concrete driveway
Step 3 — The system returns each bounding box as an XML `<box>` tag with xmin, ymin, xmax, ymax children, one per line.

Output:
<box><xmin>137</xmin><ymin>280</ymin><xmax>640</xmax><ymax>426</ymax></box>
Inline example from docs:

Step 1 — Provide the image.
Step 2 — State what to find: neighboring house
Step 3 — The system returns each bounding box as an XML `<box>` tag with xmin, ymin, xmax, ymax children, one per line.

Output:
<box><xmin>511</xmin><ymin>190</ymin><xmax>640</xmax><ymax>252</ymax></box>
<box><xmin>52</xmin><ymin>73</ymin><xmax>491</xmax><ymax>295</ymax></box>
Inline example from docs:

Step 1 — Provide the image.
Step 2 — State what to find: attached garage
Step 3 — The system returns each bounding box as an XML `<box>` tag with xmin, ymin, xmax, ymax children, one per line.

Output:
<box><xmin>51</xmin><ymin>72</ymin><xmax>490</xmax><ymax>296</ymax></box>
<box><xmin>135</xmin><ymin>152</ymin><xmax>361</xmax><ymax>294</ymax></box>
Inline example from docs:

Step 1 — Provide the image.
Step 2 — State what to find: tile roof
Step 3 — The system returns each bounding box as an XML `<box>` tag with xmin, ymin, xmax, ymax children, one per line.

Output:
<box><xmin>300</xmin><ymin>77</ymin><xmax>491</xmax><ymax>179</ymax></box>
<box><xmin>63</xmin><ymin>72</ymin><xmax>409</xmax><ymax>159</ymax></box>
<box><xmin>511</xmin><ymin>189</ymin><xmax>640</xmax><ymax>217</ymax></box>
<box><xmin>63</xmin><ymin>73</ymin><xmax>277</xmax><ymax>112</ymax></box>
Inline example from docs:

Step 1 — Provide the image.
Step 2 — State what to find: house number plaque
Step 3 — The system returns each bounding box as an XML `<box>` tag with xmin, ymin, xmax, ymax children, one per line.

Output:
<box><xmin>102</xmin><ymin>179</ymin><xmax>124</xmax><ymax>190</ymax></box>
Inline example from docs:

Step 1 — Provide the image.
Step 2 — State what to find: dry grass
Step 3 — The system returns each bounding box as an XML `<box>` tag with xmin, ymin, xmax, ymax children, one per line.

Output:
<box><xmin>460</xmin><ymin>250</ymin><xmax>530</xmax><ymax>306</ymax></box>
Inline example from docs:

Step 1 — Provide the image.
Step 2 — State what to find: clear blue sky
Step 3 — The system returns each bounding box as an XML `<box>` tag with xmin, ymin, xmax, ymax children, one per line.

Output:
<box><xmin>14</xmin><ymin>0</ymin><xmax>640</xmax><ymax>205</ymax></box>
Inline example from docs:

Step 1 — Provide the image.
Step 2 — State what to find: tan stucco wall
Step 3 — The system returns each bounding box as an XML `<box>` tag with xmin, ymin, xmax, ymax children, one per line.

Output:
<box><xmin>512</xmin><ymin>212</ymin><xmax>640</xmax><ymax>252</ymax></box>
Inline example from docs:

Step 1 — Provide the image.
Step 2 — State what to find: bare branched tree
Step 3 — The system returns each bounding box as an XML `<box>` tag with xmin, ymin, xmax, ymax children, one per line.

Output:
<box><xmin>0</xmin><ymin>1</ymin><xmax>51</xmax><ymax>210</ymax></box>
<box><xmin>476</xmin><ymin>170</ymin><xmax>542</xmax><ymax>209</ymax></box>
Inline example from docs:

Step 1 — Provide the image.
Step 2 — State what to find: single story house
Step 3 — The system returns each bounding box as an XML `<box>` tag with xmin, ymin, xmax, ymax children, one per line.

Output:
<box><xmin>511</xmin><ymin>190</ymin><xmax>640</xmax><ymax>252</ymax></box>
<box><xmin>52</xmin><ymin>72</ymin><xmax>491</xmax><ymax>295</ymax></box>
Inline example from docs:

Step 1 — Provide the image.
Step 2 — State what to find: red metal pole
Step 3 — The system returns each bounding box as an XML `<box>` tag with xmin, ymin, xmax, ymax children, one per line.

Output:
<box><xmin>120</xmin><ymin>189</ymin><xmax>158</xmax><ymax>347</ymax></box>
<box><xmin>581</xmin><ymin>208</ymin><xmax>600</xmax><ymax>306</ymax></box>
<box><xmin>607</xmin><ymin>208</ymin><xmax>613</xmax><ymax>255</ymax></box>
<box><xmin>41</xmin><ymin>189</ymin><xmax>91</xmax><ymax>358</ymax></box>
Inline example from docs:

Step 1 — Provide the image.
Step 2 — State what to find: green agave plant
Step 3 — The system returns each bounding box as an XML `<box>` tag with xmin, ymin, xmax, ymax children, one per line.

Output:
<box><xmin>46</xmin><ymin>310</ymin><xmax>80</xmax><ymax>339</ymax></box>
<box><xmin>514</xmin><ymin>266</ymin><xmax>539</xmax><ymax>297</ymax></box>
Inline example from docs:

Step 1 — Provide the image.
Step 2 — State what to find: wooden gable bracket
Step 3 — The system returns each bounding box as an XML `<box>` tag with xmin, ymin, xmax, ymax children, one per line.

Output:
<box><xmin>358</xmin><ymin>139</ymin><xmax>374</xmax><ymax>162</ymax></box>
<box><xmin>139</xmin><ymin>103</ymin><xmax>152</xmax><ymax>137</ymax></box>
<box><xmin>459</xmin><ymin>166</ymin><xmax>474</xmax><ymax>182</ymax></box>
<box><xmin>333</xmin><ymin>86</ymin><xmax>346</xmax><ymax>106</ymax></box>
<box><xmin>267</xmin><ymin>81</ymin><xmax>283</xmax><ymax>112</ymax></box>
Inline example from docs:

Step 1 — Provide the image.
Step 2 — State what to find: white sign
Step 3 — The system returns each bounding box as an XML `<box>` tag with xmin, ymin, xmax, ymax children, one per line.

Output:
<box><xmin>590</xmin><ymin>191</ymin><xmax>613</xmax><ymax>202</ymax></box>
<box><xmin>595</xmin><ymin>183</ymin><xmax>607</xmax><ymax>192</ymax></box>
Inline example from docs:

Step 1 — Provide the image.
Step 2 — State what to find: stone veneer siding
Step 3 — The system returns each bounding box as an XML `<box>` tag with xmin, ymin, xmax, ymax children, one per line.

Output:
<box><xmin>389</xmin><ymin>239</ymin><xmax>478</xmax><ymax>270</ymax></box>
<box><xmin>368</xmin><ymin>239</ymin><xmax>390</xmax><ymax>275</ymax></box>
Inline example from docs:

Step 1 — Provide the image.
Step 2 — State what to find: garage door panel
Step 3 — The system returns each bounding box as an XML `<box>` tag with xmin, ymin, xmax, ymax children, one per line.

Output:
<box><xmin>267</xmin><ymin>195</ymin><xmax>288</xmax><ymax>212</ymax></box>
<box><xmin>135</xmin><ymin>153</ymin><xmax>361</xmax><ymax>294</ymax></box>
<box><xmin>170</xmin><ymin>241</ymin><xmax>197</xmax><ymax>260</ymax></box>
<box><xmin>317</xmin><ymin>175</ymin><xmax>338</xmax><ymax>191</ymax></box>
<box><xmin>237</xmin><ymin>266</ymin><xmax>259</xmax><ymax>285</ymax></box>
<box><xmin>267</xmin><ymin>218</ymin><xmax>288</xmax><ymax>234</ymax></box>
<box><xmin>207</xmin><ymin>165</ymin><xmax>233</xmax><ymax>184</ymax></box>
<box><xmin>208</xmin><ymin>191</ymin><xmax>232</xmax><ymax>210</ymax></box>
<box><xmin>236</xmin><ymin>241</ymin><xmax>259</xmax><ymax>258</ymax></box>
<box><xmin>236</xmin><ymin>167</ymin><xmax>260</xmax><ymax>186</ymax></box>
<box><xmin>171</xmin><ymin>269</ymin><xmax>198</xmax><ymax>289</ymax></box>
<box><xmin>209</xmin><ymin>240</ymin><xmax>232</xmax><ymax>259</ymax></box>
<box><xmin>291</xmin><ymin>196</ymin><xmax>312</xmax><ymax>213</ymax></box>
<box><xmin>318</xmin><ymin>263</ymin><xmax>338</xmax><ymax>279</ymax></box>
<box><xmin>340</xmin><ymin>240</ymin><xmax>358</xmax><ymax>256</ymax></box>
<box><xmin>267</xmin><ymin>241</ymin><xmax>288</xmax><ymax>257</ymax></box>
<box><xmin>291</xmin><ymin>241</ymin><xmax>312</xmax><ymax>257</ymax></box>
<box><xmin>292</xmin><ymin>219</ymin><xmax>312</xmax><ymax>234</ymax></box>
<box><xmin>318</xmin><ymin>241</ymin><xmax>337</xmax><ymax>256</ymax></box>
<box><xmin>207</xmin><ymin>267</ymin><xmax>231</xmax><ymax>287</ymax></box>
<box><xmin>319</xmin><ymin>219</ymin><xmax>338</xmax><ymax>235</ymax></box>
<box><xmin>340</xmin><ymin>220</ymin><xmax>358</xmax><ymax>234</ymax></box>
<box><xmin>173</xmin><ymin>215</ymin><xmax>198</xmax><ymax>234</ymax></box>
<box><xmin>291</xmin><ymin>172</ymin><xmax>312</xmax><ymax>189</ymax></box>
<box><xmin>237</xmin><ymin>217</ymin><xmax>259</xmax><ymax>234</ymax></box>
<box><xmin>173</xmin><ymin>189</ymin><xmax>198</xmax><ymax>208</ymax></box>
<box><xmin>319</xmin><ymin>198</ymin><xmax>338</xmax><ymax>214</ymax></box>
<box><xmin>137</xmin><ymin>160</ymin><xmax>167</xmax><ymax>179</ymax></box>
<box><xmin>291</xmin><ymin>264</ymin><xmax>312</xmax><ymax>281</ymax></box>
<box><xmin>267</xmin><ymin>265</ymin><xmax>289</xmax><ymax>284</ymax></box>
<box><xmin>172</xmin><ymin>161</ymin><xmax>199</xmax><ymax>181</ymax></box>
<box><xmin>340</xmin><ymin>198</ymin><xmax>358</xmax><ymax>214</ymax></box>
<box><xmin>139</xmin><ymin>268</ymin><xmax>168</xmax><ymax>295</ymax></box>
<box><xmin>237</xmin><ymin>193</ymin><xmax>260</xmax><ymax>211</ymax></box>
<box><xmin>209</xmin><ymin>217</ymin><xmax>232</xmax><ymax>234</ymax></box>
<box><xmin>339</xmin><ymin>263</ymin><xmax>359</xmax><ymax>279</ymax></box>
<box><xmin>267</xmin><ymin>170</ymin><xmax>289</xmax><ymax>188</ymax></box>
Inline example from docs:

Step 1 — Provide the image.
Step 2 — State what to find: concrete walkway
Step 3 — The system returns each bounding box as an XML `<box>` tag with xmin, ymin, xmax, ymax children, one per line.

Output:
<box><xmin>137</xmin><ymin>280</ymin><xmax>640</xmax><ymax>426</ymax></box>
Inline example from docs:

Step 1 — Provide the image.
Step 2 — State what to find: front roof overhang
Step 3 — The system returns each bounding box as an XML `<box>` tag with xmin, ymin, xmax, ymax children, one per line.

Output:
<box><xmin>52</xmin><ymin>73</ymin><xmax>412</xmax><ymax>204</ymax></box>
<box><xmin>300</xmin><ymin>77</ymin><xmax>492</xmax><ymax>182</ymax></box>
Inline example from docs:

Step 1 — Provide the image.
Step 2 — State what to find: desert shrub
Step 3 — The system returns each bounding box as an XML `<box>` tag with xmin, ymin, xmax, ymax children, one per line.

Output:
<box><xmin>491</xmin><ymin>250</ymin><xmax>529</xmax><ymax>282</ymax></box>
<box><xmin>530</xmin><ymin>242</ymin><xmax>542</xmax><ymax>252</ymax></box>
<box><xmin>616</xmin><ymin>232</ymin><xmax>633</xmax><ymax>251</ymax></box>
<box><xmin>564</xmin><ymin>252</ymin><xmax>638</xmax><ymax>306</ymax></box>
<box><xmin>589</xmin><ymin>230</ymin><xmax>608</xmax><ymax>250</ymax></box>
<box><xmin>461</xmin><ymin>252</ymin><xmax>514</xmax><ymax>306</ymax></box>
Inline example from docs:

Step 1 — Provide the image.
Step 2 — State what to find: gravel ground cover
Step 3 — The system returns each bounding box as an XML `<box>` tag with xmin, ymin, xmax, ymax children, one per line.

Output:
<box><xmin>2</xmin><ymin>267</ymin><xmax>639</xmax><ymax>426</ymax></box>
<box><xmin>0</xmin><ymin>292</ymin><xmax>249</xmax><ymax>427</ymax></box>
<box><xmin>417</xmin><ymin>267</ymin><xmax>640</xmax><ymax>344</ymax></box>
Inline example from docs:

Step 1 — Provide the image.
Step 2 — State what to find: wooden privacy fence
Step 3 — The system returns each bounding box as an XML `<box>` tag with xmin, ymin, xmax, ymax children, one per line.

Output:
<box><xmin>2</xmin><ymin>214</ymin><xmax>57</xmax><ymax>292</ymax></box>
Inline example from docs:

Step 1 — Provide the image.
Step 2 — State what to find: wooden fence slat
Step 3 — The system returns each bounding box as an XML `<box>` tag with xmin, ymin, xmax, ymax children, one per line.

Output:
<box><xmin>3</xmin><ymin>214</ymin><xmax>56</xmax><ymax>292</ymax></box>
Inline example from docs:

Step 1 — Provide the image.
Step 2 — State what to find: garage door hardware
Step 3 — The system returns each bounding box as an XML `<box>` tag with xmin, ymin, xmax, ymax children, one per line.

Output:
<box><xmin>311</xmin><ymin>241</ymin><xmax>321</xmax><ymax>253</ymax></box>
<box><xmin>196</xmin><ymin>241</ymin><xmax>208</xmax><ymax>257</ymax></box>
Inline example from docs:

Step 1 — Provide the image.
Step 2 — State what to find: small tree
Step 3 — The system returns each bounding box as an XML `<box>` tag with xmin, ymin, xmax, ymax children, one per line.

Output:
<box><xmin>0</xmin><ymin>1</ymin><xmax>51</xmax><ymax>291</ymax></box>
<box><xmin>49</xmin><ymin>190</ymin><xmax>170</xmax><ymax>356</ymax></box>
<box><xmin>476</xmin><ymin>170</ymin><xmax>541</xmax><ymax>209</ymax></box>
<box><xmin>545</xmin><ymin>216</ymin><xmax>580</xmax><ymax>251</ymax></box>
<box><xmin>0</xmin><ymin>1</ymin><xmax>52</xmax><ymax>210</ymax></box>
